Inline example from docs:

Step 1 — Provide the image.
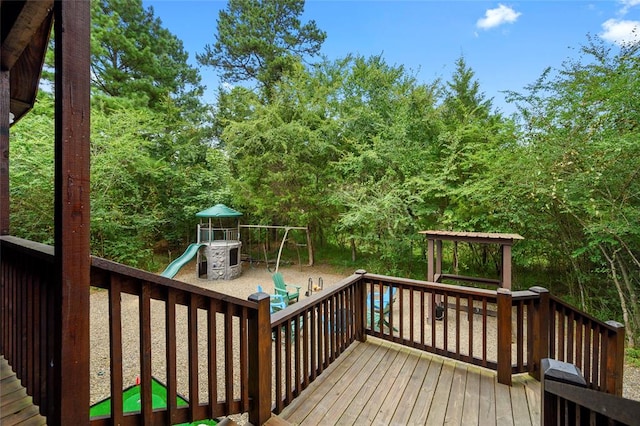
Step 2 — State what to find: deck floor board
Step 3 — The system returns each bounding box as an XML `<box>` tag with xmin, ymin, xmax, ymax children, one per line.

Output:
<box><xmin>0</xmin><ymin>356</ymin><xmax>46</xmax><ymax>426</ymax></box>
<box><xmin>279</xmin><ymin>338</ymin><xmax>540</xmax><ymax>426</ymax></box>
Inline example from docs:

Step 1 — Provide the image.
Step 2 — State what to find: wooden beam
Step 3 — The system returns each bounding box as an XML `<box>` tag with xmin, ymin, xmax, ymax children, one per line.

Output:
<box><xmin>0</xmin><ymin>71</ymin><xmax>9</xmax><ymax>235</ymax></box>
<box><xmin>8</xmin><ymin>11</ymin><xmax>53</xmax><ymax>123</ymax></box>
<box><xmin>51</xmin><ymin>0</ymin><xmax>91</xmax><ymax>425</ymax></box>
<box><xmin>1</xmin><ymin>1</ymin><xmax>53</xmax><ymax>70</ymax></box>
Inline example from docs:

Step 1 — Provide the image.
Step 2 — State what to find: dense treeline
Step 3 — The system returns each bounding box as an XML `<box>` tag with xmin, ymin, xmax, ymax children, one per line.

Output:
<box><xmin>8</xmin><ymin>0</ymin><xmax>639</xmax><ymax>343</ymax></box>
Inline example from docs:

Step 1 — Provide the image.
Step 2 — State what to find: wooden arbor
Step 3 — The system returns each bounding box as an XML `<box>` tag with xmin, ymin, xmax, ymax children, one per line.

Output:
<box><xmin>1</xmin><ymin>1</ymin><xmax>91</xmax><ymax>424</ymax></box>
<box><xmin>420</xmin><ymin>230</ymin><xmax>524</xmax><ymax>290</ymax></box>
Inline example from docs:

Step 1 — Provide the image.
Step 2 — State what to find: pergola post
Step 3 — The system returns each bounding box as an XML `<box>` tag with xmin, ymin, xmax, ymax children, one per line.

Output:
<box><xmin>52</xmin><ymin>0</ymin><xmax>91</xmax><ymax>424</ymax></box>
<box><xmin>0</xmin><ymin>71</ymin><xmax>9</xmax><ymax>236</ymax></box>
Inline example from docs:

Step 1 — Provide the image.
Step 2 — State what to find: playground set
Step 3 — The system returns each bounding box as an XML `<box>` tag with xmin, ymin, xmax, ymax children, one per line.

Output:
<box><xmin>160</xmin><ymin>204</ymin><xmax>313</xmax><ymax>281</ymax></box>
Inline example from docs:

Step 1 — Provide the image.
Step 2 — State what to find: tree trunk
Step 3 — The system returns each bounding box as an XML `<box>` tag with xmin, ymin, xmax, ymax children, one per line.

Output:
<box><xmin>350</xmin><ymin>237</ymin><xmax>357</xmax><ymax>262</ymax></box>
<box><xmin>600</xmin><ymin>245</ymin><xmax>635</xmax><ymax>346</ymax></box>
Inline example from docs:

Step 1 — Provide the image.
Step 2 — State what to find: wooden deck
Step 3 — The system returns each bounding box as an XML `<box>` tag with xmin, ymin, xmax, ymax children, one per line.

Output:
<box><xmin>279</xmin><ymin>337</ymin><xmax>540</xmax><ymax>426</ymax></box>
<box><xmin>0</xmin><ymin>356</ymin><xmax>46</xmax><ymax>426</ymax></box>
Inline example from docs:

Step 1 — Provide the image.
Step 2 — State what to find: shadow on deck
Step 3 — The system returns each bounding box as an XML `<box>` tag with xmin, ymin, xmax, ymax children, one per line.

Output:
<box><xmin>279</xmin><ymin>337</ymin><xmax>540</xmax><ymax>426</ymax></box>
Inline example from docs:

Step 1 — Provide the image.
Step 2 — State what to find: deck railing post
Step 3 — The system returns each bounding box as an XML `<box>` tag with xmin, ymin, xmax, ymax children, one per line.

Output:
<box><xmin>355</xmin><ymin>270</ymin><xmax>367</xmax><ymax>343</ymax></box>
<box><xmin>528</xmin><ymin>286</ymin><xmax>549</xmax><ymax>380</ymax></box>
<box><xmin>604</xmin><ymin>320</ymin><xmax>625</xmax><ymax>396</ymax></box>
<box><xmin>497</xmin><ymin>288</ymin><xmax>512</xmax><ymax>385</ymax></box>
<box><xmin>541</xmin><ymin>358</ymin><xmax>587</xmax><ymax>424</ymax></box>
<box><xmin>248</xmin><ymin>292</ymin><xmax>272</xmax><ymax>425</ymax></box>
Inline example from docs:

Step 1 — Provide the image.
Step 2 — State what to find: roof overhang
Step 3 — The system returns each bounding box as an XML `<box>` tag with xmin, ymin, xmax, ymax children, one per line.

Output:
<box><xmin>1</xmin><ymin>0</ymin><xmax>54</xmax><ymax>124</ymax></box>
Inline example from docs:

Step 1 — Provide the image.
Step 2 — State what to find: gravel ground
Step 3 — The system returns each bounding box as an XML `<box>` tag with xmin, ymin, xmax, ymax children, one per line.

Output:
<box><xmin>89</xmin><ymin>260</ymin><xmax>640</xmax><ymax>423</ymax></box>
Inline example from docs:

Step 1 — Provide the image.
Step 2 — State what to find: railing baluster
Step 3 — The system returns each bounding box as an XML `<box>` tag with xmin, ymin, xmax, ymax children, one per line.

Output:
<box><xmin>310</xmin><ymin>306</ymin><xmax>317</xmax><ymax>381</ymax></box>
<box><xmin>285</xmin><ymin>318</ymin><xmax>292</xmax><ymax>404</ymax></box>
<box><xmin>467</xmin><ymin>295</ymin><xmax>473</xmax><ymax>361</ymax></box>
<box><xmin>188</xmin><ymin>293</ymin><xmax>200</xmax><ymax>420</ymax></box>
<box><xmin>443</xmin><ymin>293</ymin><xmax>449</xmax><ymax>353</ymax></box>
<box><xmin>224</xmin><ymin>301</ymin><xmax>234</xmax><ymax>412</ymax></box>
<box><xmin>166</xmin><ymin>288</ymin><xmax>178</xmax><ymax>424</ymax></box>
<box><xmin>303</xmin><ymin>309</ymin><xmax>309</xmax><ymax>389</ymax></box>
<box><xmin>139</xmin><ymin>282</ymin><xmax>153</xmax><ymax>423</ymax></box>
<box><xmin>567</xmin><ymin>310</ymin><xmax>575</xmax><ymax>364</ymax></box>
<box><xmin>240</xmin><ymin>306</ymin><xmax>249</xmax><ymax>412</ymax></box>
<box><xmin>517</xmin><ymin>300</ymin><xmax>524</xmax><ymax>369</ymax></box>
<box><xmin>207</xmin><ymin>298</ymin><xmax>218</xmax><ymax>418</ymax></box>
<box><xmin>109</xmin><ymin>275</ymin><xmax>123</xmax><ymax>425</ymax></box>
<box><xmin>592</xmin><ymin>324</ymin><xmax>600</xmax><ymax>389</ymax></box>
<box><xmin>293</xmin><ymin>316</ymin><xmax>300</xmax><ymax>398</ymax></box>
<box><xmin>275</xmin><ymin>323</ymin><xmax>283</xmax><ymax>412</ymax></box>
<box><xmin>455</xmin><ymin>295</ymin><xmax>460</xmax><ymax>356</ymax></box>
<box><xmin>482</xmin><ymin>298</ymin><xmax>487</xmax><ymax>367</ymax></box>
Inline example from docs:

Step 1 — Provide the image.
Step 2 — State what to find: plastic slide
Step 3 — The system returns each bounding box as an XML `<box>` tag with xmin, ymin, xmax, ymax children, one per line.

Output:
<box><xmin>160</xmin><ymin>243</ymin><xmax>205</xmax><ymax>278</ymax></box>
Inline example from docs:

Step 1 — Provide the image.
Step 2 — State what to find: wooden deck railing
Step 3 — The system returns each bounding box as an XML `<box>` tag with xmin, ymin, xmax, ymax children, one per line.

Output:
<box><xmin>547</xmin><ymin>296</ymin><xmax>625</xmax><ymax>394</ymax></box>
<box><xmin>0</xmin><ymin>236</ymin><xmax>56</xmax><ymax>419</ymax></box>
<box><xmin>1</xmin><ymin>237</ymin><xmax>627</xmax><ymax>424</ymax></box>
<box><xmin>541</xmin><ymin>358</ymin><xmax>640</xmax><ymax>425</ymax></box>
<box><xmin>0</xmin><ymin>236</ymin><xmax>273</xmax><ymax>425</ymax></box>
<box><xmin>269</xmin><ymin>272</ymin><xmax>365</xmax><ymax>414</ymax></box>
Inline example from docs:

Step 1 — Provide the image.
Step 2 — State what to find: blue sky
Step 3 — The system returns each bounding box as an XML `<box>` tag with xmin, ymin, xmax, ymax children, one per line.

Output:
<box><xmin>145</xmin><ymin>1</ymin><xmax>640</xmax><ymax>115</ymax></box>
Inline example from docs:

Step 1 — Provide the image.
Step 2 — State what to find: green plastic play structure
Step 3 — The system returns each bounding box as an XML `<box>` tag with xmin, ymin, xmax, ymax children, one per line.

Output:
<box><xmin>160</xmin><ymin>243</ymin><xmax>206</xmax><ymax>278</ymax></box>
<box><xmin>90</xmin><ymin>377</ymin><xmax>188</xmax><ymax>417</ymax></box>
<box><xmin>90</xmin><ymin>377</ymin><xmax>218</xmax><ymax>425</ymax></box>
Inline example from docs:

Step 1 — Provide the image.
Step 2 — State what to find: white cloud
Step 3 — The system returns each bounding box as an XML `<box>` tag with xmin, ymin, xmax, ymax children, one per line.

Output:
<box><xmin>600</xmin><ymin>18</ymin><xmax>640</xmax><ymax>45</ymax></box>
<box><xmin>476</xmin><ymin>4</ymin><xmax>522</xmax><ymax>30</ymax></box>
<box><xmin>619</xmin><ymin>0</ymin><xmax>640</xmax><ymax>15</ymax></box>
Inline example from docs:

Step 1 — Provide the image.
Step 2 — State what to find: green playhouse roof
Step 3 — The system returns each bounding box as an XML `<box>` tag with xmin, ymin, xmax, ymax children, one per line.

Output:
<box><xmin>195</xmin><ymin>204</ymin><xmax>243</xmax><ymax>218</ymax></box>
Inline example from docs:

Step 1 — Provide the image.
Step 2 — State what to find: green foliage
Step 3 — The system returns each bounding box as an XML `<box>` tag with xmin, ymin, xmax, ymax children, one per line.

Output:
<box><xmin>9</xmin><ymin>94</ymin><xmax>55</xmax><ymax>245</ymax></box>
<box><xmin>91</xmin><ymin>0</ymin><xmax>204</xmax><ymax>115</ymax></box>
<box><xmin>626</xmin><ymin>347</ymin><xmax>640</xmax><ymax>368</ymax></box>
<box><xmin>10</xmin><ymin>92</ymin><xmax>230</xmax><ymax>270</ymax></box>
<box><xmin>507</xmin><ymin>38</ymin><xmax>640</xmax><ymax>342</ymax></box>
<box><xmin>198</xmin><ymin>0</ymin><xmax>326</xmax><ymax>97</ymax></box>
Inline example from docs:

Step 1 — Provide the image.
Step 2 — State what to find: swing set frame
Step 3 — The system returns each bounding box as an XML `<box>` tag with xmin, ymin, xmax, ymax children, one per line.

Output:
<box><xmin>239</xmin><ymin>225</ymin><xmax>314</xmax><ymax>272</ymax></box>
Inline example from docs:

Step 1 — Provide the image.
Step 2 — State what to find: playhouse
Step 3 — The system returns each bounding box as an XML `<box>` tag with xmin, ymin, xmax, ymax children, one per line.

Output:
<box><xmin>161</xmin><ymin>204</ymin><xmax>243</xmax><ymax>280</ymax></box>
<box><xmin>160</xmin><ymin>204</ymin><xmax>314</xmax><ymax>281</ymax></box>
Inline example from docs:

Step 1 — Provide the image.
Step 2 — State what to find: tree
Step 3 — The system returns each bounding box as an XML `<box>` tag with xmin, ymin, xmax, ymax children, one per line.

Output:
<box><xmin>220</xmin><ymin>61</ymin><xmax>342</xmax><ymax>234</ymax></box>
<box><xmin>198</xmin><ymin>0</ymin><xmax>326</xmax><ymax>97</ymax></box>
<box><xmin>507</xmin><ymin>38</ymin><xmax>640</xmax><ymax>344</ymax></box>
<box><xmin>91</xmin><ymin>0</ymin><xmax>204</xmax><ymax>113</ymax></box>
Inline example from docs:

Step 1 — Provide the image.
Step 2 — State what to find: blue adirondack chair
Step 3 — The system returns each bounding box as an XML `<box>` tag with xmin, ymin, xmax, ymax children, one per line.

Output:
<box><xmin>257</xmin><ymin>285</ymin><xmax>287</xmax><ymax>313</ymax></box>
<box><xmin>367</xmin><ymin>286</ymin><xmax>398</xmax><ymax>332</ymax></box>
<box><xmin>272</xmin><ymin>272</ymin><xmax>301</xmax><ymax>304</ymax></box>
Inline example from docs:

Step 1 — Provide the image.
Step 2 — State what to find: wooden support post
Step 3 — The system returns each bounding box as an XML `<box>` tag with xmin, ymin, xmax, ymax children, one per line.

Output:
<box><xmin>52</xmin><ymin>1</ymin><xmax>91</xmax><ymax>424</ymax></box>
<box><xmin>248</xmin><ymin>292</ymin><xmax>273</xmax><ymax>425</ymax></box>
<box><xmin>427</xmin><ymin>238</ymin><xmax>434</xmax><ymax>281</ymax></box>
<box><xmin>501</xmin><ymin>244</ymin><xmax>512</xmax><ymax>290</ymax></box>
<box><xmin>604</xmin><ymin>320</ymin><xmax>625</xmax><ymax>396</ymax></box>
<box><xmin>355</xmin><ymin>269</ymin><xmax>367</xmax><ymax>342</ymax></box>
<box><xmin>541</xmin><ymin>358</ymin><xmax>587</xmax><ymax>425</ymax></box>
<box><xmin>306</xmin><ymin>227</ymin><xmax>314</xmax><ymax>266</ymax></box>
<box><xmin>497</xmin><ymin>288</ymin><xmax>512</xmax><ymax>385</ymax></box>
<box><xmin>435</xmin><ymin>239</ymin><xmax>443</xmax><ymax>281</ymax></box>
<box><xmin>0</xmin><ymin>71</ymin><xmax>9</xmax><ymax>235</ymax></box>
<box><xmin>528</xmin><ymin>287</ymin><xmax>549</xmax><ymax>380</ymax></box>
